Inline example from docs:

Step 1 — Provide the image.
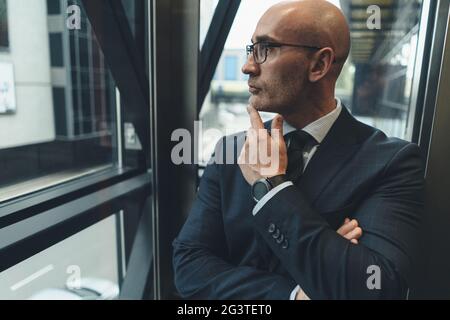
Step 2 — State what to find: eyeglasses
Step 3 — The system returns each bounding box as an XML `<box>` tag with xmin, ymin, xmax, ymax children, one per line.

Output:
<box><xmin>246</xmin><ymin>41</ymin><xmax>325</xmax><ymax>65</ymax></box>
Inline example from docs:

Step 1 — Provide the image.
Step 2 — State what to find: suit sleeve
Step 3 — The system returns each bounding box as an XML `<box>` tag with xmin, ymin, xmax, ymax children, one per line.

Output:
<box><xmin>173</xmin><ymin>139</ymin><xmax>296</xmax><ymax>300</ymax></box>
<box><xmin>252</xmin><ymin>143</ymin><xmax>425</xmax><ymax>299</ymax></box>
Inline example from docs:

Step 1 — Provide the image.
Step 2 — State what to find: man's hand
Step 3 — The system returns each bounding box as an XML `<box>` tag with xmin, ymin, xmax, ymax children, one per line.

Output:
<box><xmin>337</xmin><ymin>218</ymin><xmax>363</xmax><ymax>245</ymax></box>
<box><xmin>238</xmin><ymin>105</ymin><xmax>288</xmax><ymax>184</ymax></box>
<box><xmin>296</xmin><ymin>218</ymin><xmax>363</xmax><ymax>300</ymax></box>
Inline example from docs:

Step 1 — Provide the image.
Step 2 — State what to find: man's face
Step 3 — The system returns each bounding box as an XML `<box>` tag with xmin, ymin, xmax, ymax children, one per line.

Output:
<box><xmin>242</xmin><ymin>13</ymin><xmax>310</xmax><ymax>114</ymax></box>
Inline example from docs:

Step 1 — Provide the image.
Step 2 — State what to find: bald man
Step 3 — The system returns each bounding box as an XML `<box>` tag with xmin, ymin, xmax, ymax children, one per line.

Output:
<box><xmin>173</xmin><ymin>0</ymin><xmax>424</xmax><ymax>300</ymax></box>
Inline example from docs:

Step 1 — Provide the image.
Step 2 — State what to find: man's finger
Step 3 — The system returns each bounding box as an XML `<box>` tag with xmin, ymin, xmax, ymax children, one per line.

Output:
<box><xmin>344</xmin><ymin>227</ymin><xmax>363</xmax><ymax>241</ymax></box>
<box><xmin>238</xmin><ymin>140</ymin><xmax>248</xmax><ymax>165</ymax></box>
<box><xmin>351</xmin><ymin>239</ymin><xmax>359</xmax><ymax>245</ymax></box>
<box><xmin>247</xmin><ymin>128</ymin><xmax>258</xmax><ymax>165</ymax></box>
<box><xmin>337</xmin><ymin>219</ymin><xmax>358</xmax><ymax>236</ymax></box>
<box><xmin>247</xmin><ymin>105</ymin><xmax>264</xmax><ymax>129</ymax></box>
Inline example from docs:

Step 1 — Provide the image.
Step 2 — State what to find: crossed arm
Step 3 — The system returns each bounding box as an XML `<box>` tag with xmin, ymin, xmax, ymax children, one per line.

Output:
<box><xmin>295</xmin><ymin>218</ymin><xmax>362</xmax><ymax>300</ymax></box>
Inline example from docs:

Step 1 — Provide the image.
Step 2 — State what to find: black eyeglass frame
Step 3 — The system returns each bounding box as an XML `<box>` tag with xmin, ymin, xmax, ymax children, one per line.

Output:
<box><xmin>246</xmin><ymin>41</ymin><xmax>336</xmax><ymax>64</ymax></box>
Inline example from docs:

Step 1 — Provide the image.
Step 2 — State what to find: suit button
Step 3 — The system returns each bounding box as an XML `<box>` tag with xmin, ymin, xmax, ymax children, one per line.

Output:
<box><xmin>282</xmin><ymin>239</ymin><xmax>289</xmax><ymax>249</ymax></box>
<box><xmin>268</xmin><ymin>223</ymin><xmax>276</xmax><ymax>234</ymax></box>
<box><xmin>272</xmin><ymin>229</ymin><xmax>280</xmax><ymax>239</ymax></box>
<box><xmin>276</xmin><ymin>234</ymin><xmax>284</xmax><ymax>244</ymax></box>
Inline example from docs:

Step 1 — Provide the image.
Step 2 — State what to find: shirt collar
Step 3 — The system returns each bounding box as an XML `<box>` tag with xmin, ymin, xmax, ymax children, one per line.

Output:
<box><xmin>282</xmin><ymin>98</ymin><xmax>342</xmax><ymax>144</ymax></box>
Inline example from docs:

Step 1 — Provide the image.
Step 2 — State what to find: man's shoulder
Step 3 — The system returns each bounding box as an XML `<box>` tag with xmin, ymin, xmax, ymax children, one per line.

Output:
<box><xmin>354</xmin><ymin>118</ymin><xmax>422</xmax><ymax>165</ymax></box>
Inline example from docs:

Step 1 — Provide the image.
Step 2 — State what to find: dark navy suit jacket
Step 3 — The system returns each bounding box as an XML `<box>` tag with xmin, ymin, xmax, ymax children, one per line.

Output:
<box><xmin>173</xmin><ymin>106</ymin><xmax>425</xmax><ymax>299</ymax></box>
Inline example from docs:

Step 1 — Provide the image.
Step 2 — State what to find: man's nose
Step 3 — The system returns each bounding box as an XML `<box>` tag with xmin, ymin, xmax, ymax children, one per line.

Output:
<box><xmin>242</xmin><ymin>55</ymin><xmax>260</xmax><ymax>76</ymax></box>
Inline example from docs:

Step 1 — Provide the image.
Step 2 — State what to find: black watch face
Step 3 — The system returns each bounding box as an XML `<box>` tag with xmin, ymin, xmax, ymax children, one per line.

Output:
<box><xmin>252</xmin><ymin>180</ymin><xmax>270</xmax><ymax>201</ymax></box>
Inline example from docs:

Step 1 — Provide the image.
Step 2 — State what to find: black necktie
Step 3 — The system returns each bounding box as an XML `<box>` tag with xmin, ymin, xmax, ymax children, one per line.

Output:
<box><xmin>285</xmin><ymin>130</ymin><xmax>316</xmax><ymax>182</ymax></box>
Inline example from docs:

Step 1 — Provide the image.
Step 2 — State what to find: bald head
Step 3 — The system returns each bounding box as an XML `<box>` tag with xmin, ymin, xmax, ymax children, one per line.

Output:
<box><xmin>243</xmin><ymin>0</ymin><xmax>351</xmax><ymax>118</ymax></box>
<box><xmin>258</xmin><ymin>0</ymin><xmax>351</xmax><ymax>76</ymax></box>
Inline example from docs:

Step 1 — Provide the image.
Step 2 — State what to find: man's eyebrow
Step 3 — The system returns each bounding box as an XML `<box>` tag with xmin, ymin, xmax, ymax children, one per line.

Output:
<box><xmin>251</xmin><ymin>35</ymin><xmax>277</xmax><ymax>43</ymax></box>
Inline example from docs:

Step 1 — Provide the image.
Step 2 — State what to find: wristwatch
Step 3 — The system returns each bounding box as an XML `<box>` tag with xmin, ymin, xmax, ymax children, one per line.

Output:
<box><xmin>251</xmin><ymin>175</ymin><xmax>287</xmax><ymax>202</ymax></box>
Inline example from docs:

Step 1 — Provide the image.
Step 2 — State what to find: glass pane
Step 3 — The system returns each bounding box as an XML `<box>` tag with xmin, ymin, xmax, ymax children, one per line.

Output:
<box><xmin>121</xmin><ymin>0</ymin><xmax>136</xmax><ymax>37</ymax></box>
<box><xmin>199</xmin><ymin>0</ymin><xmax>286</xmax><ymax>163</ymax></box>
<box><xmin>0</xmin><ymin>214</ymin><xmax>123</xmax><ymax>300</ymax></box>
<box><xmin>120</xmin><ymin>0</ymin><xmax>148</xmax><ymax>78</ymax></box>
<box><xmin>199</xmin><ymin>0</ymin><xmax>425</xmax><ymax>163</ymax></box>
<box><xmin>224</xmin><ymin>56</ymin><xmax>238</xmax><ymax>80</ymax></box>
<box><xmin>0</xmin><ymin>0</ymin><xmax>119</xmax><ymax>202</ymax></box>
<box><xmin>46</xmin><ymin>0</ymin><xmax>61</xmax><ymax>15</ymax></box>
<box><xmin>339</xmin><ymin>0</ymin><xmax>423</xmax><ymax>140</ymax></box>
<box><xmin>0</xmin><ymin>0</ymin><xmax>8</xmax><ymax>49</ymax></box>
<box><xmin>200</xmin><ymin>0</ymin><xmax>220</xmax><ymax>49</ymax></box>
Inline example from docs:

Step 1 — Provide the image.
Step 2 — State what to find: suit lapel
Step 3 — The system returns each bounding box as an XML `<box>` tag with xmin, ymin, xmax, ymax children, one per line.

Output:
<box><xmin>263</xmin><ymin>107</ymin><xmax>366</xmax><ymax>274</ymax></box>
<box><xmin>266</xmin><ymin>106</ymin><xmax>366</xmax><ymax>207</ymax></box>
<box><xmin>297</xmin><ymin>106</ymin><xmax>365</xmax><ymax>207</ymax></box>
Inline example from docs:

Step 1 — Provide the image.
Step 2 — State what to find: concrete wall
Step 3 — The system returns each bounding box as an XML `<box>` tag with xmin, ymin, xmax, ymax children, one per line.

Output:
<box><xmin>0</xmin><ymin>0</ymin><xmax>55</xmax><ymax>149</ymax></box>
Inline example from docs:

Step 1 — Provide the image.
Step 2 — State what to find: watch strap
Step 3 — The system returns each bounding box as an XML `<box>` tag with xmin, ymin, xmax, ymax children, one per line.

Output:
<box><xmin>266</xmin><ymin>174</ymin><xmax>287</xmax><ymax>188</ymax></box>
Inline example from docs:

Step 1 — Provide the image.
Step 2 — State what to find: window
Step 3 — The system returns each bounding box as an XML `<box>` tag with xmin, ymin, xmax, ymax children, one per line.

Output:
<box><xmin>199</xmin><ymin>0</ymin><xmax>427</xmax><ymax>164</ymax></box>
<box><xmin>120</xmin><ymin>0</ymin><xmax>144</xmax><ymax>40</ymax></box>
<box><xmin>199</xmin><ymin>0</ymin><xmax>293</xmax><ymax>163</ymax></box>
<box><xmin>0</xmin><ymin>0</ymin><xmax>120</xmax><ymax>202</ymax></box>
<box><xmin>47</xmin><ymin>0</ymin><xmax>61</xmax><ymax>15</ymax></box>
<box><xmin>49</xmin><ymin>33</ymin><xmax>64</xmax><ymax>67</ymax></box>
<box><xmin>0</xmin><ymin>0</ymin><xmax>152</xmax><ymax>300</ymax></box>
<box><xmin>0</xmin><ymin>214</ymin><xmax>122</xmax><ymax>299</ymax></box>
<box><xmin>120</xmin><ymin>0</ymin><xmax>148</xmax><ymax>71</ymax></box>
<box><xmin>224</xmin><ymin>55</ymin><xmax>238</xmax><ymax>80</ymax></box>
<box><xmin>340</xmin><ymin>0</ymin><xmax>424</xmax><ymax>140</ymax></box>
<box><xmin>200</xmin><ymin>0</ymin><xmax>220</xmax><ymax>49</ymax></box>
<box><xmin>0</xmin><ymin>0</ymin><xmax>8</xmax><ymax>49</ymax></box>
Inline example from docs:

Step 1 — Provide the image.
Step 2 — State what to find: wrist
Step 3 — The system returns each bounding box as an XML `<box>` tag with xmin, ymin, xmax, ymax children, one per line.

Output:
<box><xmin>251</xmin><ymin>174</ymin><xmax>286</xmax><ymax>203</ymax></box>
<box><xmin>266</xmin><ymin>174</ymin><xmax>287</xmax><ymax>188</ymax></box>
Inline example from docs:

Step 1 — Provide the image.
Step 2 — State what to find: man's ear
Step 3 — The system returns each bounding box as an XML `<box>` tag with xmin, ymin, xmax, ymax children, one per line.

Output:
<box><xmin>308</xmin><ymin>47</ymin><xmax>335</xmax><ymax>82</ymax></box>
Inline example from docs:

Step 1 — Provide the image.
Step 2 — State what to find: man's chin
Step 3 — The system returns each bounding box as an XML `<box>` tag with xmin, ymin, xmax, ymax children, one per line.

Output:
<box><xmin>248</xmin><ymin>96</ymin><xmax>276</xmax><ymax>113</ymax></box>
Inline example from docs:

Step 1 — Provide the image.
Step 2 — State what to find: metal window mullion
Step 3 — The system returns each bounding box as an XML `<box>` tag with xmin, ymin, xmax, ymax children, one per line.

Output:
<box><xmin>0</xmin><ymin>167</ymin><xmax>140</xmax><ymax>223</ymax></box>
<box><xmin>0</xmin><ymin>173</ymin><xmax>151</xmax><ymax>253</ymax></box>
<box><xmin>88</xmin><ymin>23</ymin><xmax>96</xmax><ymax>133</ymax></box>
<box><xmin>405</xmin><ymin>0</ymin><xmax>434</xmax><ymax>142</ymax></box>
<box><xmin>148</xmin><ymin>0</ymin><xmax>159</xmax><ymax>301</ymax></box>
<box><xmin>116</xmin><ymin>87</ymin><xmax>123</xmax><ymax>168</ymax></box>
<box><xmin>417</xmin><ymin>0</ymin><xmax>450</xmax><ymax>159</ymax></box>
<box><xmin>75</xmin><ymin>28</ymin><xmax>83</xmax><ymax>135</ymax></box>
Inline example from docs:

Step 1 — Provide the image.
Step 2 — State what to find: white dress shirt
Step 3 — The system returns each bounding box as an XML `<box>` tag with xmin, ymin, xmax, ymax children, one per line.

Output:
<box><xmin>251</xmin><ymin>98</ymin><xmax>343</xmax><ymax>300</ymax></box>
